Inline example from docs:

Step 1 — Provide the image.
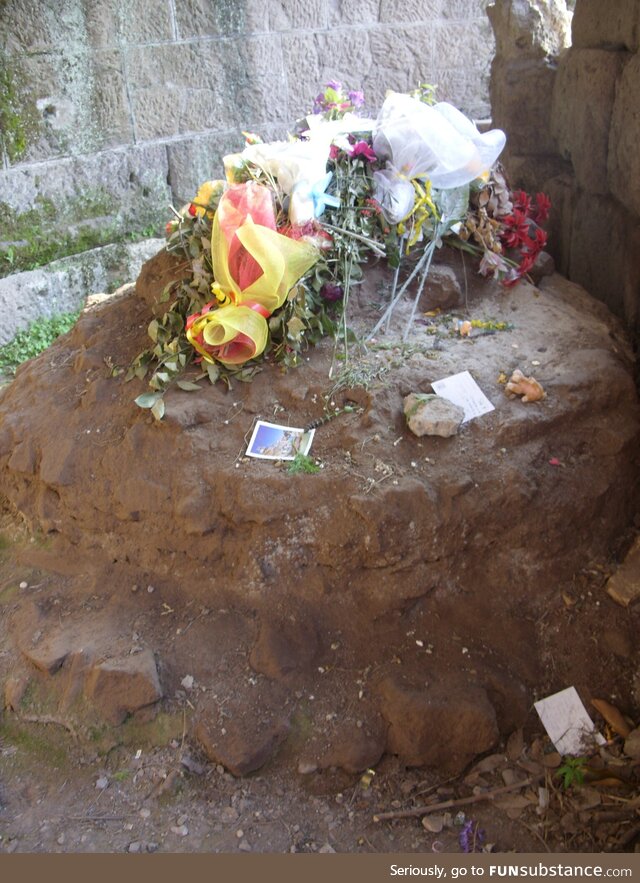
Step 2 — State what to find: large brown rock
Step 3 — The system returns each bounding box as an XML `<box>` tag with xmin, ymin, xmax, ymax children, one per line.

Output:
<box><xmin>0</xmin><ymin>251</ymin><xmax>639</xmax><ymax>773</ymax></box>
<box><xmin>84</xmin><ymin>649</ymin><xmax>162</xmax><ymax>725</ymax></box>
<box><xmin>195</xmin><ymin>710</ymin><xmax>290</xmax><ymax>777</ymax></box>
<box><xmin>379</xmin><ymin>675</ymin><xmax>499</xmax><ymax>773</ymax></box>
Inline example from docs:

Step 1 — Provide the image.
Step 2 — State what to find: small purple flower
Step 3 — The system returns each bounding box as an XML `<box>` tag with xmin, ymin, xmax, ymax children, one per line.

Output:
<box><xmin>348</xmin><ymin>89</ymin><xmax>365</xmax><ymax>108</ymax></box>
<box><xmin>326</xmin><ymin>79</ymin><xmax>342</xmax><ymax>91</ymax></box>
<box><xmin>312</xmin><ymin>92</ymin><xmax>326</xmax><ymax>114</ymax></box>
<box><xmin>320</xmin><ymin>282</ymin><xmax>344</xmax><ymax>302</ymax></box>
<box><xmin>459</xmin><ymin>820</ymin><xmax>485</xmax><ymax>854</ymax></box>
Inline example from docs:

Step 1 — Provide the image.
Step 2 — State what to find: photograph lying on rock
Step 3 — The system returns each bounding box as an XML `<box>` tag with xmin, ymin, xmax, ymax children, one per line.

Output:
<box><xmin>246</xmin><ymin>421</ymin><xmax>315</xmax><ymax>461</ymax></box>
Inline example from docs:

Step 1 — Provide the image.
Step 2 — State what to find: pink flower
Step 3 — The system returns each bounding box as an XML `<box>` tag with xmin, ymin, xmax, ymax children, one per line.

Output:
<box><xmin>349</xmin><ymin>140</ymin><xmax>377</xmax><ymax>162</ymax></box>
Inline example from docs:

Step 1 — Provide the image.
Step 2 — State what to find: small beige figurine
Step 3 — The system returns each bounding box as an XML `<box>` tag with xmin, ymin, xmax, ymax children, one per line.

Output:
<box><xmin>505</xmin><ymin>368</ymin><xmax>546</xmax><ymax>403</ymax></box>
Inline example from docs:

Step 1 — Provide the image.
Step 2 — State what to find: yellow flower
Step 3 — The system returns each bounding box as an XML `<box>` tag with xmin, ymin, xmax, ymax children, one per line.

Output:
<box><xmin>191</xmin><ymin>180</ymin><xmax>225</xmax><ymax>218</ymax></box>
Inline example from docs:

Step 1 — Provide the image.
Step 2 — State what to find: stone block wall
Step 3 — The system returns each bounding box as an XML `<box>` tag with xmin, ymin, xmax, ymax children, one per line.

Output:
<box><xmin>489</xmin><ymin>0</ymin><xmax>640</xmax><ymax>340</ymax></box>
<box><xmin>0</xmin><ymin>0</ymin><xmax>495</xmax><ymax>242</ymax></box>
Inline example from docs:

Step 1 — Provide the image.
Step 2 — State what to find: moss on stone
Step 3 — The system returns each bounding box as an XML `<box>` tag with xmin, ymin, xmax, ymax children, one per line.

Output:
<box><xmin>0</xmin><ymin>52</ymin><xmax>39</xmax><ymax>163</ymax></box>
<box><xmin>0</xmin><ymin>195</ymin><xmax>161</xmax><ymax>277</ymax></box>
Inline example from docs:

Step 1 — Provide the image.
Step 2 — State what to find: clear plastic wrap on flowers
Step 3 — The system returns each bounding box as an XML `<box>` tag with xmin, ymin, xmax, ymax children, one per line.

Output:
<box><xmin>372</xmin><ymin>92</ymin><xmax>506</xmax><ymax>224</ymax></box>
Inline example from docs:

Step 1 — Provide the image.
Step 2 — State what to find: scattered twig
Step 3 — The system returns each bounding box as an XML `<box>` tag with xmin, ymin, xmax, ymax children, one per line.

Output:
<box><xmin>373</xmin><ymin>776</ymin><xmax>540</xmax><ymax>822</ymax></box>
<box><xmin>521</xmin><ymin>822</ymin><xmax>551</xmax><ymax>853</ymax></box>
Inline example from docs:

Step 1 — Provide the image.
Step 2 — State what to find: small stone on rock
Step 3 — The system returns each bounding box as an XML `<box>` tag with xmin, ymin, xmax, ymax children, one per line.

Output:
<box><xmin>403</xmin><ymin>394</ymin><xmax>465</xmax><ymax>438</ymax></box>
<box><xmin>422</xmin><ymin>815</ymin><xmax>444</xmax><ymax>833</ymax></box>
<box><xmin>95</xmin><ymin>776</ymin><xmax>108</xmax><ymax>790</ymax></box>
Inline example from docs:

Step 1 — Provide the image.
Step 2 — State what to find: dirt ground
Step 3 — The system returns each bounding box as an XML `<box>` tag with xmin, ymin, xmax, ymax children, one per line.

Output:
<box><xmin>1</xmin><ymin>248</ymin><xmax>640</xmax><ymax>853</ymax></box>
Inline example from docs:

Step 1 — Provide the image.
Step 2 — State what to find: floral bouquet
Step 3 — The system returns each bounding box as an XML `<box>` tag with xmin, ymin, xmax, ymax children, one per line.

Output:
<box><xmin>130</xmin><ymin>81</ymin><xmax>550</xmax><ymax>417</ymax></box>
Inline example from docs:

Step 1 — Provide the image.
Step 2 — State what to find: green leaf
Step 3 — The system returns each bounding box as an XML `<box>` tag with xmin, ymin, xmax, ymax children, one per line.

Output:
<box><xmin>205</xmin><ymin>362</ymin><xmax>220</xmax><ymax>384</ymax></box>
<box><xmin>176</xmin><ymin>379</ymin><xmax>201</xmax><ymax>391</ymax></box>
<box><xmin>135</xmin><ymin>392</ymin><xmax>162</xmax><ymax>409</ymax></box>
<box><xmin>151</xmin><ymin>397</ymin><xmax>166</xmax><ymax>420</ymax></box>
<box><xmin>435</xmin><ymin>184</ymin><xmax>470</xmax><ymax>227</ymax></box>
<box><xmin>286</xmin><ymin>316</ymin><xmax>305</xmax><ymax>341</ymax></box>
<box><xmin>148</xmin><ymin>319</ymin><xmax>159</xmax><ymax>342</ymax></box>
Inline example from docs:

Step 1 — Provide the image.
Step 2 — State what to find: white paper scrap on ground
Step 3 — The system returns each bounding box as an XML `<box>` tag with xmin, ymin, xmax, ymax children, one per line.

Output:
<box><xmin>534</xmin><ymin>686</ymin><xmax>606</xmax><ymax>756</ymax></box>
<box><xmin>431</xmin><ymin>370</ymin><xmax>495</xmax><ymax>423</ymax></box>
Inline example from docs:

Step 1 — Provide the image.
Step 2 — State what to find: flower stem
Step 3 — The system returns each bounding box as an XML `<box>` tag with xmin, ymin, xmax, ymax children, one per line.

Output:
<box><xmin>321</xmin><ymin>223</ymin><xmax>386</xmax><ymax>256</ymax></box>
<box><xmin>402</xmin><ymin>224</ymin><xmax>442</xmax><ymax>342</ymax></box>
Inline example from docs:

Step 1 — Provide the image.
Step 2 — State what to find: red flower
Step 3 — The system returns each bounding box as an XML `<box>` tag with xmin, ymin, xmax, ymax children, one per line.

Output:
<box><xmin>512</xmin><ymin>190</ymin><xmax>532</xmax><ymax>215</ymax></box>
<box><xmin>501</xmin><ymin>208</ymin><xmax>531</xmax><ymax>248</ymax></box>
<box><xmin>532</xmin><ymin>192</ymin><xmax>551</xmax><ymax>224</ymax></box>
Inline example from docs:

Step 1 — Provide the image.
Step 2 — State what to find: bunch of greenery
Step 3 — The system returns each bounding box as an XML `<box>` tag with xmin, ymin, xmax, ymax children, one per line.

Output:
<box><xmin>0</xmin><ymin>311</ymin><xmax>80</xmax><ymax>375</ymax></box>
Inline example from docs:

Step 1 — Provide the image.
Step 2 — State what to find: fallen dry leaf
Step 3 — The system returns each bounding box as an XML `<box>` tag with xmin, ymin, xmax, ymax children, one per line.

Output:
<box><xmin>518</xmin><ymin>759</ymin><xmax>545</xmax><ymax>777</ymax></box>
<box><xmin>591</xmin><ymin>698</ymin><xmax>632</xmax><ymax>739</ymax></box>
<box><xmin>471</xmin><ymin>753</ymin><xmax>506</xmax><ymax>775</ymax></box>
<box><xmin>541</xmin><ymin>752</ymin><xmax>562</xmax><ymax>769</ymax></box>
<box><xmin>506</xmin><ymin>728</ymin><xmax>525</xmax><ymax>761</ymax></box>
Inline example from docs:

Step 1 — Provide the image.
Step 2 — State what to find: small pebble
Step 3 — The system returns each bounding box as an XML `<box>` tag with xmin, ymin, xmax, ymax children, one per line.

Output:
<box><xmin>128</xmin><ymin>842</ymin><xmax>141</xmax><ymax>853</ymax></box>
<box><xmin>139</xmin><ymin>808</ymin><xmax>151</xmax><ymax>819</ymax></box>
<box><xmin>170</xmin><ymin>825</ymin><xmax>188</xmax><ymax>837</ymax></box>
<box><xmin>19</xmin><ymin>581</ymin><xmax>28</xmax><ymax>589</ymax></box>
<box><xmin>57</xmin><ymin>833</ymin><xmax>65</xmax><ymax>845</ymax></box>
<box><xmin>238</xmin><ymin>840</ymin><xmax>252</xmax><ymax>852</ymax></box>
<box><xmin>95</xmin><ymin>776</ymin><xmax>108</xmax><ymax>790</ymax></box>
<box><xmin>147</xmin><ymin>585</ymin><xmax>155</xmax><ymax>594</ymax></box>
<box><xmin>236</xmin><ymin>829</ymin><xmax>244</xmax><ymax>839</ymax></box>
